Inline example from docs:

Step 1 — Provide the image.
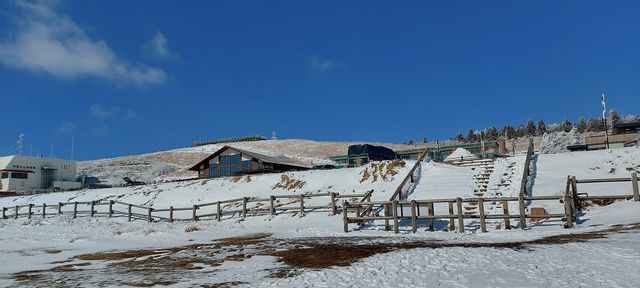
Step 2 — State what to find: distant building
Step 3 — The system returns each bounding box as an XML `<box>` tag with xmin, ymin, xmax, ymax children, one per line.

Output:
<box><xmin>0</xmin><ymin>155</ymin><xmax>80</xmax><ymax>194</ymax></box>
<box><xmin>192</xmin><ymin>135</ymin><xmax>266</xmax><ymax>147</ymax></box>
<box><xmin>584</xmin><ymin>133</ymin><xmax>638</xmax><ymax>150</ymax></box>
<box><xmin>188</xmin><ymin>146</ymin><xmax>312</xmax><ymax>178</ymax></box>
<box><xmin>612</xmin><ymin>121</ymin><xmax>640</xmax><ymax>135</ymax></box>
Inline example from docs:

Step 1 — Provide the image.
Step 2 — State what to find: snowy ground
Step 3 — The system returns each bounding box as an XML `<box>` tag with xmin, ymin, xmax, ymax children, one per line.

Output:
<box><xmin>1</xmin><ymin>148</ymin><xmax>640</xmax><ymax>287</ymax></box>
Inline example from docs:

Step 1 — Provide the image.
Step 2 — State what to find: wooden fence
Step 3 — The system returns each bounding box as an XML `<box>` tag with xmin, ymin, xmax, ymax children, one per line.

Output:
<box><xmin>343</xmin><ymin>173</ymin><xmax>639</xmax><ymax>233</ymax></box>
<box><xmin>1</xmin><ymin>190</ymin><xmax>373</xmax><ymax>223</ymax></box>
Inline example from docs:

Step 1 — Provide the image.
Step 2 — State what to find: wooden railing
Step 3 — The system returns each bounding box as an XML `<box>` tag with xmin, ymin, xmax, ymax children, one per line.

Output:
<box><xmin>389</xmin><ymin>148</ymin><xmax>430</xmax><ymax>201</ymax></box>
<box><xmin>1</xmin><ymin>190</ymin><xmax>373</xmax><ymax>223</ymax></box>
<box><xmin>519</xmin><ymin>138</ymin><xmax>535</xmax><ymax>197</ymax></box>
<box><xmin>343</xmin><ymin>173</ymin><xmax>639</xmax><ymax>233</ymax></box>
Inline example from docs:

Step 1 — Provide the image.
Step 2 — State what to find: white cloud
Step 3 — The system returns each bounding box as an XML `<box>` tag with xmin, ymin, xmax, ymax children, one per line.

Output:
<box><xmin>56</xmin><ymin>121</ymin><xmax>75</xmax><ymax>134</ymax></box>
<box><xmin>310</xmin><ymin>56</ymin><xmax>342</xmax><ymax>71</ymax></box>
<box><xmin>123</xmin><ymin>109</ymin><xmax>136</xmax><ymax>119</ymax></box>
<box><xmin>91</xmin><ymin>125</ymin><xmax>109</xmax><ymax>137</ymax></box>
<box><xmin>0</xmin><ymin>0</ymin><xmax>165</xmax><ymax>86</ymax></box>
<box><xmin>145</xmin><ymin>31</ymin><xmax>171</xmax><ymax>59</ymax></box>
<box><xmin>90</xmin><ymin>104</ymin><xmax>120</xmax><ymax>120</ymax></box>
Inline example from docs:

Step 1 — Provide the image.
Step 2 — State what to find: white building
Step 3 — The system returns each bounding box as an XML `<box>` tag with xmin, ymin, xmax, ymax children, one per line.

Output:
<box><xmin>0</xmin><ymin>155</ymin><xmax>80</xmax><ymax>194</ymax></box>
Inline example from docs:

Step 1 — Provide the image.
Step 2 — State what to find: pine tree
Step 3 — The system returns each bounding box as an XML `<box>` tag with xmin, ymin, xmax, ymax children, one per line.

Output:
<box><xmin>516</xmin><ymin>124</ymin><xmax>526</xmax><ymax>137</ymax></box>
<box><xmin>502</xmin><ymin>125</ymin><xmax>516</xmax><ymax>138</ymax></box>
<box><xmin>561</xmin><ymin>118</ymin><xmax>573</xmax><ymax>132</ymax></box>
<box><xmin>576</xmin><ymin>117</ymin><xmax>587</xmax><ymax>133</ymax></box>
<box><xmin>536</xmin><ymin>120</ymin><xmax>547</xmax><ymax>136</ymax></box>
<box><xmin>455</xmin><ymin>132</ymin><xmax>464</xmax><ymax>142</ymax></box>
<box><xmin>466</xmin><ymin>129</ymin><xmax>476</xmax><ymax>143</ymax></box>
<box><xmin>587</xmin><ymin>118</ymin><xmax>603</xmax><ymax>132</ymax></box>
<box><xmin>485</xmin><ymin>127</ymin><xmax>499</xmax><ymax>141</ymax></box>
<box><xmin>610</xmin><ymin>109</ymin><xmax>620</xmax><ymax>127</ymax></box>
<box><xmin>525</xmin><ymin>119</ymin><xmax>536</xmax><ymax>136</ymax></box>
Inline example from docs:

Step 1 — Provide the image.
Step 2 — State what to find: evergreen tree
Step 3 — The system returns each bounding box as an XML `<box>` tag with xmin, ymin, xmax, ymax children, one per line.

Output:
<box><xmin>576</xmin><ymin>117</ymin><xmax>587</xmax><ymax>133</ymax></box>
<box><xmin>536</xmin><ymin>120</ymin><xmax>547</xmax><ymax>136</ymax></box>
<box><xmin>516</xmin><ymin>124</ymin><xmax>526</xmax><ymax>137</ymax></box>
<box><xmin>586</xmin><ymin>118</ymin><xmax>602</xmax><ymax>132</ymax></box>
<box><xmin>455</xmin><ymin>132</ymin><xmax>464</xmax><ymax>142</ymax></box>
<box><xmin>525</xmin><ymin>119</ymin><xmax>536</xmax><ymax>136</ymax></box>
<box><xmin>485</xmin><ymin>127</ymin><xmax>499</xmax><ymax>141</ymax></box>
<box><xmin>502</xmin><ymin>125</ymin><xmax>516</xmax><ymax>138</ymax></box>
<box><xmin>561</xmin><ymin>118</ymin><xmax>573</xmax><ymax>132</ymax></box>
<box><xmin>466</xmin><ymin>129</ymin><xmax>477</xmax><ymax>143</ymax></box>
<box><xmin>610</xmin><ymin>108</ymin><xmax>620</xmax><ymax>127</ymax></box>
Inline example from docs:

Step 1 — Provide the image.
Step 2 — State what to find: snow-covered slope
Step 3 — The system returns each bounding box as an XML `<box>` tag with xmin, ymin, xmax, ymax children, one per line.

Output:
<box><xmin>1</xmin><ymin>161</ymin><xmax>414</xmax><ymax>217</ymax></box>
<box><xmin>530</xmin><ymin>147</ymin><xmax>640</xmax><ymax>213</ymax></box>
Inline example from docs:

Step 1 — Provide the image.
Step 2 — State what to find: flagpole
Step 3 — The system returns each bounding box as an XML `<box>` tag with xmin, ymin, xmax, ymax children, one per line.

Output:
<box><xmin>602</xmin><ymin>93</ymin><xmax>610</xmax><ymax>149</ymax></box>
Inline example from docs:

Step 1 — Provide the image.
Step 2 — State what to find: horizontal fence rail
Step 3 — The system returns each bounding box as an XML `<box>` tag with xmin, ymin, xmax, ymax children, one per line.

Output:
<box><xmin>1</xmin><ymin>190</ymin><xmax>374</xmax><ymax>224</ymax></box>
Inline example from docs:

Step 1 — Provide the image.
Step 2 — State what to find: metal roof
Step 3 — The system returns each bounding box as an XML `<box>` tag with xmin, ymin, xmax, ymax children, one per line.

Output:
<box><xmin>188</xmin><ymin>146</ymin><xmax>313</xmax><ymax>171</ymax></box>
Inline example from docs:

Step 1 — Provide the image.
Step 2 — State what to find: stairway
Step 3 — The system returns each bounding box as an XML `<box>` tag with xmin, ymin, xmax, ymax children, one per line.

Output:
<box><xmin>456</xmin><ymin>159</ymin><xmax>496</xmax><ymax>216</ymax></box>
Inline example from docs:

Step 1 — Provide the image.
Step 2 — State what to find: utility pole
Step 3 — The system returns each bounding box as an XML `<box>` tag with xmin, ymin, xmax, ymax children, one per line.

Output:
<box><xmin>601</xmin><ymin>93</ymin><xmax>610</xmax><ymax>149</ymax></box>
<box><xmin>71</xmin><ymin>136</ymin><xmax>74</xmax><ymax>160</ymax></box>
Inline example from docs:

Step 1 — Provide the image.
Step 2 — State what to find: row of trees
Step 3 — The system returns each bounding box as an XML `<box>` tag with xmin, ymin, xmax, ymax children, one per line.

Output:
<box><xmin>451</xmin><ymin>109</ymin><xmax>637</xmax><ymax>143</ymax></box>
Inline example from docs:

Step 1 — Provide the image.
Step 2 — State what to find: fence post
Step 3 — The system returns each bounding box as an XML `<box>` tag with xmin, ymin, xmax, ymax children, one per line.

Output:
<box><xmin>58</xmin><ymin>202</ymin><xmax>63</xmax><ymax>214</ymax></box>
<box><xmin>148</xmin><ymin>208</ymin><xmax>153</xmax><ymax>223</ymax></box>
<box><xmin>478</xmin><ymin>198</ymin><xmax>487</xmax><ymax>233</ymax></box>
<box><xmin>28</xmin><ymin>204</ymin><xmax>32</xmax><ymax>220</ymax></box>
<box><xmin>14</xmin><ymin>205</ymin><xmax>19</xmax><ymax>219</ymax></box>
<box><xmin>427</xmin><ymin>202</ymin><xmax>435</xmax><ymax>231</ymax></box>
<box><xmin>299</xmin><ymin>194</ymin><xmax>305</xmax><ymax>216</ymax></box>
<box><xmin>571</xmin><ymin>176</ymin><xmax>579</xmax><ymax>209</ymax></box>
<box><xmin>411</xmin><ymin>200</ymin><xmax>417</xmax><ymax>233</ymax></box>
<box><xmin>563</xmin><ymin>191</ymin><xmax>574</xmax><ymax>228</ymax></box>
<box><xmin>502</xmin><ymin>200</ymin><xmax>511</xmax><ymax>229</ymax></box>
<box><xmin>632</xmin><ymin>172</ymin><xmax>639</xmax><ymax>201</ymax></box>
<box><xmin>2</xmin><ymin>207</ymin><xmax>6</xmax><ymax>219</ymax></box>
<box><xmin>127</xmin><ymin>204</ymin><xmax>132</xmax><ymax>222</ymax></box>
<box><xmin>330</xmin><ymin>192</ymin><xmax>337</xmax><ymax>215</ymax></box>
<box><xmin>42</xmin><ymin>203</ymin><xmax>46</xmax><ymax>218</ymax></box>
<box><xmin>169</xmin><ymin>206</ymin><xmax>174</xmax><ymax>222</ymax></box>
<box><xmin>448</xmin><ymin>201</ymin><xmax>455</xmax><ymax>231</ymax></box>
<box><xmin>108</xmin><ymin>200</ymin><xmax>113</xmax><ymax>218</ymax></box>
<box><xmin>217</xmin><ymin>201</ymin><xmax>222</xmax><ymax>221</ymax></box>
<box><xmin>456</xmin><ymin>197</ymin><xmax>464</xmax><ymax>233</ymax></box>
<box><xmin>73</xmin><ymin>202</ymin><xmax>78</xmax><ymax>219</ymax></box>
<box><xmin>392</xmin><ymin>200</ymin><xmax>399</xmax><ymax>234</ymax></box>
<box><xmin>242</xmin><ymin>197</ymin><xmax>248</xmax><ymax>219</ymax></box>
<box><xmin>342</xmin><ymin>201</ymin><xmax>349</xmax><ymax>233</ymax></box>
<box><xmin>90</xmin><ymin>201</ymin><xmax>95</xmax><ymax>217</ymax></box>
<box><xmin>192</xmin><ymin>205</ymin><xmax>198</xmax><ymax>221</ymax></box>
<box><xmin>518</xmin><ymin>194</ymin><xmax>527</xmax><ymax>229</ymax></box>
<box><xmin>384</xmin><ymin>203</ymin><xmax>390</xmax><ymax>231</ymax></box>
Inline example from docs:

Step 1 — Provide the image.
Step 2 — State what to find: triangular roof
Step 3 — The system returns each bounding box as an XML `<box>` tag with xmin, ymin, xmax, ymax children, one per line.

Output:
<box><xmin>444</xmin><ymin>148</ymin><xmax>479</xmax><ymax>161</ymax></box>
<box><xmin>188</xmin><ymin>146</ymin><xmax>313</xmax><ymax>171</ymax></box>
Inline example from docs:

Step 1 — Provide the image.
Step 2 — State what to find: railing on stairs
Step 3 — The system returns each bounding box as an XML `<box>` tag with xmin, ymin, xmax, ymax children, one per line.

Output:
<box><xmin>519</xmin><ymin>138</ymin><xmax>535</xmax><ymax>197</ymax></box>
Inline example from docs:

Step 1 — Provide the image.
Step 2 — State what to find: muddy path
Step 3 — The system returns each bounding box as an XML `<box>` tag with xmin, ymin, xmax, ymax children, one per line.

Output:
<box><xmin>8</xmin><ymin>224</ymin><xmax>640</xmax><ymax>287</ymax></box>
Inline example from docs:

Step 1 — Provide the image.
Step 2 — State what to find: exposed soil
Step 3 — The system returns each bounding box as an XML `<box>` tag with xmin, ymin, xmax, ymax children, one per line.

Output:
<box><xmin>8</xmin><ymin>225</ymin><xmax>640</xmax><ymax>286</ymax></box>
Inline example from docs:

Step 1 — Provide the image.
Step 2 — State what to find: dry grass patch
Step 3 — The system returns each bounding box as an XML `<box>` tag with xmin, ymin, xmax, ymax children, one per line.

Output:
<box><xmin>272</xmin><ymin>174</ymin><xmax>306</xmax><ymax>190</ymax></box>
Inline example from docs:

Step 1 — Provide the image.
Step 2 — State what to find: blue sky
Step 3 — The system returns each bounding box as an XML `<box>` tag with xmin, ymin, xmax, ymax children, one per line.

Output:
<box><xmin>1</xmin><ymin>0</ymin><xmax>639</xmax><ymax>160</ymax></box>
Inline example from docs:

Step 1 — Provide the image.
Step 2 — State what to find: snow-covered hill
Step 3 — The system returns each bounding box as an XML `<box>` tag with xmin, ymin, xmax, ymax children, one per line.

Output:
<box><xmin>78</xmin><ymin>139</ymin><xmax>427</xmax><ymax>185</ymax></box>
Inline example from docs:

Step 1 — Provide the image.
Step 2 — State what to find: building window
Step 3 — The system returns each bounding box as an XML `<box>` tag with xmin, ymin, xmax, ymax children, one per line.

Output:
<box><xmin>1</xmin><ymin>172</ymin><xmax>8</xmax><ymax>179</ymax></box>
<box><xmin>219</xmin><ymin>154</ymin><xmax>241</xmax><ymax>177</ymax></box>
<box><xmin>11</xmin><ymin>172</ymin><xmax>28</xmax><ymax>179</ymax></box>
<box><xmin>242</xmin><ymin>160</ymin><xmax>252</xmax><ymax>171</ymax></box>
